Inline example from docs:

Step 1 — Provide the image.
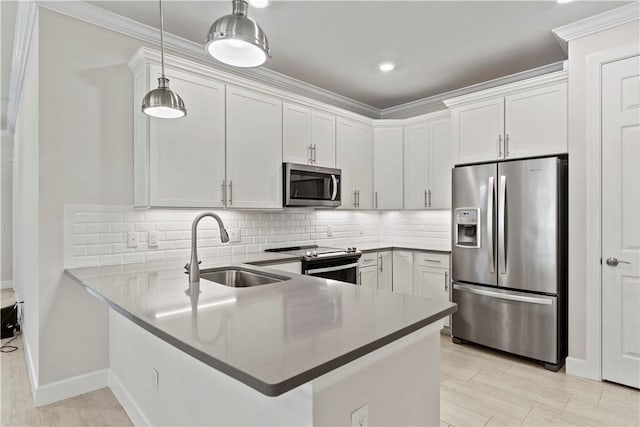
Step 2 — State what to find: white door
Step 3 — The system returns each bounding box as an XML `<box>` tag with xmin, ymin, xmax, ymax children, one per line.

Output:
<box><xmin>602</xmin><ymin>55</ymin><xmax>640</xmax><ymax>389</ymax></box>
<box><xmin>283</xmin><ymin>102</ymin><xmax>312</xmax><ymax>165</ymax></box>
<box><xmin>373</xmin><ymin>127</ymin><xmax>403</xmax><ymax>210</ymax></box>
<box><xmin>359</xmin><ymin>265</ymin><xmax>378</xmax><ymax>289</ymax></box>
<box><xmin>226</xmin><ymin>86</ymin><xmax>282</xmax><ymax>209</ymax></box>
<box><xmin>403</xmin><ymin>122</ymin><xmax>429</xmax><ymax>209</ymax></box>
<box><xmin>311</xmin><ymin>110</ymin><xmax>336</xmax><ymax>168</ymax></box>
<box><xmin>504</xmin><ymin>83</ymin><xmax>567</xmax><ymax>160</ymax></box>
<box><xmin>452</xmin><ymin>98</ymin><xmax>504</xmax><ymax>165</ymax></box>
<box><xmin>392</xmin><ymin>251</ymin><xmax>414</xmax><ymax>295</ymax></box>
<box><xmin>428</xmin><ymin>118</ymin><xmax>452</xmax><ymax>209</ymax></box>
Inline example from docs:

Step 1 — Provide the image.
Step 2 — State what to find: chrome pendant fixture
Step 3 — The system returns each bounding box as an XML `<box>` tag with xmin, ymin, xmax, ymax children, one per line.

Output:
<box><xmin>205</xmin><ymin>0</ymin><xmax>271</xmax><ymax>68</ymax></box>
<box><xmin>142</xmin><ymin>0</ymin><xmax>186</xmax><ymax>119</ymax></box>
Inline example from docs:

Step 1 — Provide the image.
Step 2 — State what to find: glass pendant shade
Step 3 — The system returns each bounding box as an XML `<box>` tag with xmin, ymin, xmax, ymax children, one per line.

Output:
<box><xmin>205</xmin><ymin>0</ymin><xmax>271</xmax><ymax>68</ymax></box>
<box><xmin>142</xmin><ymin>0</ymin><xmax>187</xmax><ymax>119</ymax></box>
<box><xmin>142</xmin><ymin>77</ymin><xmax>186</xmax><ymax>119</ymax></box>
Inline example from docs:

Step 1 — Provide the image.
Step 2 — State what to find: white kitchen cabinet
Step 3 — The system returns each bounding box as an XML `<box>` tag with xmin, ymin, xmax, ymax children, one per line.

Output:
<box><xmin>282</xmin><ymin>103</ymin><xmax>336</xmax><ymax>168</ymax></box>
<box><xmin>392</xmin><ymin>250</ymin><xmax>413</xmax><ymax>295</ymax></box>
<box><xmin>359</xmin><ymin>265</ymin><xmax>378</xmax><ymax>288</ymax></box>
<box><xmin>226</xmin><ymin>86</ymin><xmax>283</xmax><ymax>209</ymax></box>
<box><xmin>133</xmin><ymin>64</ymin><xmax>226</xmax><ymax>208</ymax></box>
<box><xmin>377</xmin><ymin>251</ymin><xmax>393</xmax><ymax>292</ymax></box>
<box><xmin>447</xmin><ymin>73</ymin><xmax>568</xmax><ymax>165</ymax></box>
<box><xmin>337</xmin><ymin>117</ymin><xmax>373</xmax><ymax>209</ymax></box>
<box><xmin>404</xmin><ymin>114</ymin><xmax>452</xmax><ymax>209</ymax></box>
<box><xmin>373</xmin><ymin>127</ymin><xmax>403</xmax><ymax>210</ymax></box>
<box><xmin>413</xmin><ymin>252</ymin><xmax>450</xmax><ymax>327</ymax></box>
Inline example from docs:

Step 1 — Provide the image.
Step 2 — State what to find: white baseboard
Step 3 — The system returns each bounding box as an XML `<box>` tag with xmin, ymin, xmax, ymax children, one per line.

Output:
<box><xmin>108</xmin><ymin>371</ymin><xmax>151</xmax><ymax>427</ymax></box>
<box><xmin>566</xmin><ymin>356</ymin><xmax>601</xmax><ymax>381</ymax></box>
<box><xmin>1</xmin><ymin>280</ymin><xmax>14</xmax><ymax>290</ymax></box>
<box><xmin>34</xmin><ymin>369</ymin><xmax>109</xmax><ymax>407</ymax></box>
<box><xmin>22</xmin><ymin>332</ymin><xmax>38</xmax><ymax>403</ymax></box>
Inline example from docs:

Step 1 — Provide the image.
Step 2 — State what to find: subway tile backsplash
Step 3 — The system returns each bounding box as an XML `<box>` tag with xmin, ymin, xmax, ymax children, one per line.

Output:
<box><xmin>64</xmin><ymin>205</ymin><xmax>451</xmax><ymax>268</ymax></box>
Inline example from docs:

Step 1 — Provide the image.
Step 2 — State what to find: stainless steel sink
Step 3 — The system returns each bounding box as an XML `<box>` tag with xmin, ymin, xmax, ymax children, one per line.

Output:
<box><xmin>198</xmin><ymin>267</ymin><xmax>290</xmax><ymax>288</ymax></box>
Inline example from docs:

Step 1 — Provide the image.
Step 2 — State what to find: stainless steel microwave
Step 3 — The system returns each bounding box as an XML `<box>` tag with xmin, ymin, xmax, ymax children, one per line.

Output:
<box><xmin>284</xmin><ymin>163</ymin><xmax>341</xmax><ymax>207</ymax></box>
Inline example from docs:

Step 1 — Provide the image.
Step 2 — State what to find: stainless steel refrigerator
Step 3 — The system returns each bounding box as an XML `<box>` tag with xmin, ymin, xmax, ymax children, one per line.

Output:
<box><xmin>451</xmin><ymin>156</ymin><xmax>567</xmax><ymax>371</ymax></box>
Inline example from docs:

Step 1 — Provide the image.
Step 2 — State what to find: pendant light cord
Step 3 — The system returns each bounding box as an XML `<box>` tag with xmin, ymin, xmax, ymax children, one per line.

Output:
<box><xmin>159</xmin><ymin>0</ymin><xmax>166</xmax><ymax>79</ymax></box>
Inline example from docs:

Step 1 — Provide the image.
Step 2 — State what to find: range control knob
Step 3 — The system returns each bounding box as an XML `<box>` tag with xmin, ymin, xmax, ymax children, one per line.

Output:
<box><xmin>305</xmin><ymin>250</ymin><xmax>312</xmax><ymax>257</ymax></box>
<box><xmin>311</xmin><ymin>250</ymin><xmax>318</xmax><ymax>257</ymax></box>
<box><xmin>346</xmin><ymin>247</ymin><xmax>353</xmax><ymax>253</ymax></box>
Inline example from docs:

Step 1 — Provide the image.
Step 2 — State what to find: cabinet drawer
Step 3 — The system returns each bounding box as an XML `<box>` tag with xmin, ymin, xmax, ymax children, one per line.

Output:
<box><xmin>359</xmin><ymin>252</ymin><xmax>378</xmax><ymax>267</ymax></box>
<box><xmin>414</xmin><ymin>252</ymin><xmax>450</xmax><ymax>268</ymax></box>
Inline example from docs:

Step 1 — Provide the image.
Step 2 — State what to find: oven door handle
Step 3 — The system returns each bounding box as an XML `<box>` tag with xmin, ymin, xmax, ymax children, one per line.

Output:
<box><xmin>305</xmin><ymin>262</ymin><xmax>359</xmax><ymax>275</ymax></box>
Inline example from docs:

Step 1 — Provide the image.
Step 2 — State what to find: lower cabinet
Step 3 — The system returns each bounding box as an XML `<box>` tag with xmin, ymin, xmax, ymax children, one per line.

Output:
<box><xmin>392</xmin><ymin>250</ymin><xmax>414</xmax><ymax>295</ymax></box>
<box><xmin>377</xmin><ymin>251</ymin><xmax>393</xmax><ymax>291</ymax></box>
<box><xmin>413</xmin><ymin>252</ymin><xmax>451</xmax><ymax>327</ymax></box>
<box><xmin>359</xmin><ymin>265</ymin><xmax>378</xmax><ymax>288</ymax></box>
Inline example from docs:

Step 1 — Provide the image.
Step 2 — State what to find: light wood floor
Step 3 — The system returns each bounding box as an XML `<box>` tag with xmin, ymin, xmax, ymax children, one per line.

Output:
<box><xmin>1</xmin><ymin>289</ymin><xmax>638</xmax><ymax>426</ymax></box>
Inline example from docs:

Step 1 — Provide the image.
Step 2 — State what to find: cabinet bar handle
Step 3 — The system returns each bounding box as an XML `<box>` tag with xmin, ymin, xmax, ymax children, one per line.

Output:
<box><xmin>308</xmin><ymin>144</ymin><xmax>312</xmax><ymax>164</ymax></box>
<box><xmin>356</xmin><ymin>190</ymin><xmax>360</xmax><ymax>208</ymax></box>
<box><xmin>424</xmin><ymin>190</ymin><xmax>428</xmax><ymax>208</ymax></box>
<box><xmin>498</xmin><ymin>134</ymin><xmax>503</xmax><ymax>158</ymax></box>
<box><xmin>312</xmin><ymin>144</ymin><xmax>317</xmax><ymax>164</ymax></box>
<box><xmin>425</xmin><ymin>259</ymin><xmax>441</xmax><ymax>263</ymax></box>
<box><xmin>379</xmin><ymin>254</ymin><xmax>383</xmax><ymax>272</ymax></box>
<box><xmin>221</xmin><ymin>180</ymin><xmax>226</xmax><ymax>205</ymax></box>
<box><xmin>228</xmin><ymin>181</ymin><xmax>233</xmax><ymax>206</ymax></box>
<box><xmin>428</xmin><ymin>189</ymin><xmax>432</xmax><ymax>207</ymax></box>
<box><xmin>444</xmin><ymin>271</ymin><xmax>449</xmax><ymax>292</ymax></box>
<box><xmin>353</xmin><ymin>190</ymin><xmax>358</xmax><ymax>208</ymax></box>
<box><xmin>375</xmin><ymin>191</ymin><xmax>378</xmax><ymax>209</ymax></box>
<box><xmin>505</xmin><ymin>134</ymin><xmax>510</xmax><ymax>157</ymax></box>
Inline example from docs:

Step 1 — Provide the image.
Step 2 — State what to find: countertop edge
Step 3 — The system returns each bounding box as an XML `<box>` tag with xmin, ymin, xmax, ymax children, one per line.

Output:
<box><xmin>360</xmin><ymin>246</ymin><xmax>451</xmax><ymax>254</ymax></box>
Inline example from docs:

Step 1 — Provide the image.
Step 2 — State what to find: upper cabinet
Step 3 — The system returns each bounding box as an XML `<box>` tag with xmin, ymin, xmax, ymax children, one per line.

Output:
<box><xmin>373</xmin><ymin>127</ymin><xmax>403</xmax><ymax>210</ymax></box>
<box><xmin>283</xmin><ymin>103</ymin><xmax>336</xmax><ymax>168</ymax></box>
<box><xmin>446</xmin><ymin>72</ymin><xmax>568</xmax><ymax>165</ymax></box>
<box><xmin>133</xmin><ymin>64</ymin><xmax>226</xmax><ymax>208</ymax></box>
<box><xmin>337</xmin><ymin>117</ymin><xmax>373</xmax><ymax>209</ymax></box>
<box><xmin>404</xmin><ymin>113</ymin><xmax>452</xmax><ymax>209</ymax></box>
<box><xmin>226</xmin><ymin>86</ymin><xmax>283</xmax><ymax>209</ymax></box>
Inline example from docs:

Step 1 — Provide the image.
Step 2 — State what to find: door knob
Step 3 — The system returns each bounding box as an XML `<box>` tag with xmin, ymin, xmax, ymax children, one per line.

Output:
<box><xmin>606</xmin><ymin>257</ymin><xmax>630</xmax><ymax>267</ymax></box>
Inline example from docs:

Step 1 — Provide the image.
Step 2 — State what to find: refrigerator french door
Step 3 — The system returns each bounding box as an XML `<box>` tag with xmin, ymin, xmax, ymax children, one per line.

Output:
<box><xmin>451</xmin><ymin>156</ymin><xmax>567</xmax><ymax>370</ymax></box>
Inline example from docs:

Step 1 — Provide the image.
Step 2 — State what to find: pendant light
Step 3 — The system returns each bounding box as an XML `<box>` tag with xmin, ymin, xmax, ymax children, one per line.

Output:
<box><xmin>205</xmin><ymin>0</ymin><xmax>271</xmax><ymax>68</ymax></box>
<box><xmin>141</xmin><ymin>0</ymin><xmax>186</xmax><ymax>119</ymax></box>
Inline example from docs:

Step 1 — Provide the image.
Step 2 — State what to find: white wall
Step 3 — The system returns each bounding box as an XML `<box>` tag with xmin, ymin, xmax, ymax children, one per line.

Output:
<box><xmin>566</xmin><ymin>20</ymin><xmax>640</xmax><ymax>362</ymax></box>
<box><xmin>13</xmin><ymin>10</ymin><xmax>40</xmax><ymax>387</ymax></box>
<box><xmin>1</xmin><ymin>134</ymin><xmax>13</xmax><ymax>288</ymax></box>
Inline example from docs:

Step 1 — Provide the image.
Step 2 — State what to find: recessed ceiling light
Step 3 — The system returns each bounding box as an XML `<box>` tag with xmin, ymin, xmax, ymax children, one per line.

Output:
<box><xmin>249</xmin><ymin>0</ymin><xmax>270</xmax><ymax>8</ymax></box>
<box><xmin>379</xmin><ymin>62</ymin><xmax>395</xmax><ymax>72</ymax></box>
<box><xmin>557</xmin><ymin>0</ymin><xmax>575</xmax><ymax>4</ymax></box>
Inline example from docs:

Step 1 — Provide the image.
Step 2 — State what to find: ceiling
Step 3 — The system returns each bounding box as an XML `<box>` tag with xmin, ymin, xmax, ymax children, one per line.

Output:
<box><xmin>86</xmin><ymin>0</ymin><xmax>628</xmax><ymax>109</ymax></box>
<box><xmin>0</xmin><ymin>0</ymin><xmax>631</xmax><ymax>131</ymax></box>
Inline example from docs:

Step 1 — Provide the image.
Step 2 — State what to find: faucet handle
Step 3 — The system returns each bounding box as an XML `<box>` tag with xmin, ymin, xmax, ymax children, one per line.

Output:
<box><xmin>184</xmin><ymin>261</ymin><xmax>201</xmax><ymax>272</ymax></box>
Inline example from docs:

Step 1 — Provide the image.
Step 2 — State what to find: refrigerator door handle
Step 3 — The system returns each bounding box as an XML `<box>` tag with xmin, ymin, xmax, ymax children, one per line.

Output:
<box><xmin>498</xmin><ymin>175</ymin><xmax>507</xmax><ymax>275</ymax></box>
<box><xmin>453</xmin><ymin>283</ymin><xmax>553</xmax><ymax>305</ymax></box>
<box><xmin>487</xmin><ymin>176</ymin><xmax>495</xmax><ymax>273</ymax></box>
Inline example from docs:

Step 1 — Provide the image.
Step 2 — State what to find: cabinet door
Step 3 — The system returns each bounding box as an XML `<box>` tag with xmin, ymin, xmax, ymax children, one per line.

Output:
<box><xmin>504</xmin><ymin>83</ymin><xmax>567</xmax><ymax>159</ymax></box>
<box><xmin>337</xmin><ymin>118</ymin><xmax>373</xmax><ymax>209</ymax></box>
<box><xmin>452</xmin><ymin>98</ymin><xmax>504</xmax><ymax>165</ymax></box>
<box><xmin>147</xmin><ymin>66</ymin><xmax>226</xmax><ymax>207</ymax></box>
<box><xmin>359</xmin><ymin>265</ymin><xmax>378</xmax><ymax>289</ymax></box>
<box><xmin>403</xmin><ymin>122</ymin><xmax>429</xmax><ymax>209</ymax></box>
<box><xmin>283</xmin><ymin>102</ymin><xmax>312</xmax><ymax>165</ymax></box>
<box><xmin>377</xmin><ymin>251</ymin><xmax>393</xmax><ymax>292</ymax></box>
<box><xmin>392</xmin><ymin>250</ymin><xmax>413</xmax><ymax>295</ymax></box>
<box><xmin>373</xmin><ymin>128</ymin><xmax>403</xmax><ymax>210</ymax></box>
<box><xmin>428</xmin><ymin>118</ymin><xmax>452</xmax><ymax>209</ymax></box>
<box><xmin>226</xmin><ymin>86</ymin><xmax>282</xmax><ymax>208</ymax></box>
<box><xmin>414</xmin><ymin>265</ymin><xmax>450</xmax><ymax>326</ymax></box>
<box><xmin>311</xmin><ymin>110</ymin><xmax>336</xmax><ymax>168</ymax></box>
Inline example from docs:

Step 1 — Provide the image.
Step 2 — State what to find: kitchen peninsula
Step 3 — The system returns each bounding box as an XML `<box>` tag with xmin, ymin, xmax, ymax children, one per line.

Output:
<box><xmin>65</xmin><ymin>254</ymin><xmax>456</xmax><ymax>426</ymax></box>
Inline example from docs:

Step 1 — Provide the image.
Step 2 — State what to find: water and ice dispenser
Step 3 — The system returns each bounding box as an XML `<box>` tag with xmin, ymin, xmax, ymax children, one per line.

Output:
<box><xmin>454</xmin><ymin>208</ymin><xmax>481</xmax><ymax>248</ymax></box>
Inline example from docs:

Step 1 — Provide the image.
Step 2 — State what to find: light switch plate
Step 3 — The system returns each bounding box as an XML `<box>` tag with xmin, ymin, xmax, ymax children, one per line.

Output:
<box><xmin>148</xmin><ymin>231</ymin><xmax>159</xmax><ymax>248</ymax></box>
<box><xmin>327</xmin><ymin>225</ymin><xmax>333</xmax><ymax>237</ymax></box>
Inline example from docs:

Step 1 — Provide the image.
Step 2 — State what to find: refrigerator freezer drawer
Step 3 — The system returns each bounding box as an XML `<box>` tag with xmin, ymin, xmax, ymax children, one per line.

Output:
<box><xmin>452</xmin><ymin>283</ymin><xmax>558</xmax><ymax>364</ymax></box>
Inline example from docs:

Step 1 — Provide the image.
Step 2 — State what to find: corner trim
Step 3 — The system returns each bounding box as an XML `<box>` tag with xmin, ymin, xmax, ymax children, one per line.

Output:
<box><xmin>3</xmin><ymin>0</ymin><xmax>37</xmax><ymax>135</ymax></box>
<box><xmin>108</xmin><ymin>371</ymin><xmax>151</xmax><ymax>427</ymax></box>
<box><xmin>552</xmin><ymin>2</ymin><xmax>640</xmax><ymax>50</ymax></box>
<box><xmin>34</xmin><ymin>369</ymin><xmax>109</xmax><ymax>407</ymax></box>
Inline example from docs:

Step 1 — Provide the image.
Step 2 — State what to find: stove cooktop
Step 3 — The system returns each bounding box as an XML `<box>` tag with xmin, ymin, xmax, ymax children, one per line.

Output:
<box><xmin>266</xmin><ymin>245</ymin><xmax>360</xmax><ymax>261</ymax></box>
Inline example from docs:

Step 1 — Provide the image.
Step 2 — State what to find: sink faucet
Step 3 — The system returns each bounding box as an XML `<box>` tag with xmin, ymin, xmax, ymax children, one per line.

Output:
<box><xmin>187</xmin><ymin>212</ymin><xmax>230</xmax><ymax>283</ymax></box>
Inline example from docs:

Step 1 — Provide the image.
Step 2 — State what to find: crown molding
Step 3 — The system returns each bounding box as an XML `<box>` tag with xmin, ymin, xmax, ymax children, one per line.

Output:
<box><xmin>443</xmin><ymin>69</ymin><xmax>568</xmax><ymax>109</ymax></box>
<box><xmin>3</xmin><ymin>0</ymin><xmax>38</xmax><ymax>136</ymax></box>
<box><xmin>552</xmin><ymin>2</ymin><xmax>640</xmax><ymax>51</ymax></box>
<box><xmin>384</xmin><ymin>61</ymin><xmax>565</xmax><ymax>118</ymax></box>
<box><xmin>35</xmin><ymin>0</ymin><xmax>380</xmax><ymax>119</ymax></box>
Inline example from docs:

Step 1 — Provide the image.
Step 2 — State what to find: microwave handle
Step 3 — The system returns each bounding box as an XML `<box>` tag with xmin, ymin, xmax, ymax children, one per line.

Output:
<box><xmin>330</xmin><ymin>175</ymin><xmax>338</xmax><ymax>201</ymax></box>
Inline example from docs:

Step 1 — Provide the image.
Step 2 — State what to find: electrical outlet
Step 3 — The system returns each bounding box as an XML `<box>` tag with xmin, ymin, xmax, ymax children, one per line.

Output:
<box><xmin>351</xmin><ymin>404</ymin><xmax>368</xmax><ymax>427</ymax></box>
<box><xmin>229</xmin><ymin>229</ymin><xmax>240</xmax><ymax>243</ymax></box>
<box><xmin>127</xmin><ymin>232</ymin><xmax>138</xmax><ymax>248</ymax></box>
<box><xmin>359</xmin><ymin>224</ymin><xmax>364</xmax><ymax>235</ymax></box>
<box><xmin>327</xmin><ymin>224</ymin><xmax>333</xmax><ymax>237</ymax></box>
<box><xmin>148</xmin><ymin>231</ymin><xmax>159</xmax><ymax>248</ymax></box>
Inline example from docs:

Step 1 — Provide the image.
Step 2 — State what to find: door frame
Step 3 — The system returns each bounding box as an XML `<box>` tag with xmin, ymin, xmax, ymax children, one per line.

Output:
<box><xmin>581</xmin><ymin>43</ymin><xmax>639</xmax><ymax>381</ymax></box>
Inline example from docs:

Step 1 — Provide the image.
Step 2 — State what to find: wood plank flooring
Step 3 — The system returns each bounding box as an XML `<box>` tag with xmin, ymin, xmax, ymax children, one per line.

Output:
<box><xmin>2</xmin><ymin>289</ymin><xmax>638</xmax><ymax>426</ymax></box>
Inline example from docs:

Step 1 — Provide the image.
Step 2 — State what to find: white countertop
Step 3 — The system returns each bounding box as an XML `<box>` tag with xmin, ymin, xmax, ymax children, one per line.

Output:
<box><xmin>65</xmin><ymin>253</ymin><xmax>456</xmax><ymax>396</ymax></box>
